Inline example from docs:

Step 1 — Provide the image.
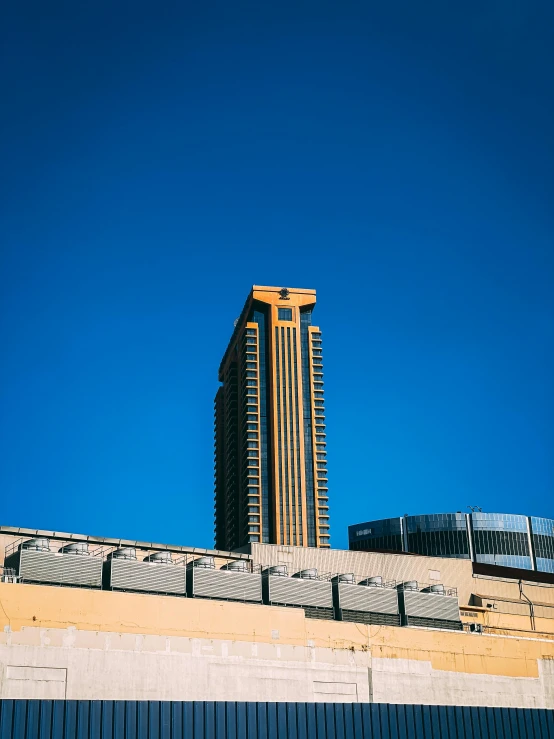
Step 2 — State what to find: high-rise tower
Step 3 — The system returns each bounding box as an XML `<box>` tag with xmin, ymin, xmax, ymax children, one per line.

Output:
<box><xmin>214</xmin><ymin>286</ymin><xmax>330</xmax><ymax>550</ymax></box>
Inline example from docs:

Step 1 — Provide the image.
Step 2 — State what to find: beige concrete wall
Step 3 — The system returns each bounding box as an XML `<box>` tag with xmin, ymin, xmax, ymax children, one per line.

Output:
<box><xmin>1</xmin><ymin>582</ymin><xmax>554</xmax><ymax>707</ymax></box>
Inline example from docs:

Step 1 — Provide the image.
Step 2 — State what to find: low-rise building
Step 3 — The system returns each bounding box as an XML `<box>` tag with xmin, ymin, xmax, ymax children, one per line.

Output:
<box><xmin>1</xmin><ymin>524</ymin><xmax>554</xmax><ymax>711</ymax></box>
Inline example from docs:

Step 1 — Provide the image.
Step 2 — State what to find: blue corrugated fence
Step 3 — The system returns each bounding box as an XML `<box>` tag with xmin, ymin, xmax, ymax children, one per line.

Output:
<box><xmin>0</xmin><ymin>701</ymin><xmax>553</xmax><ymax>738</ymax></box>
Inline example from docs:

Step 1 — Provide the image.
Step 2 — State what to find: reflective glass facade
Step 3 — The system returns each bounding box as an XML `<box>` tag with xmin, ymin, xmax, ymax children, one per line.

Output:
<box><xmin>407</xmin><ymin>513</ymin><xmax>470</xmax><ymax>559</ymax></box>
<box><xmin>531</xmin><ymin>516</ymin><xmax>554</xmax><ymax>573</ymax></box>
<box><xmin>470</xmin><ymin>512</ymin><xmax>531</xmax><ymax>570</ymax></box>
<box><xmin>349</xmin><ymin>512</ymin><xmax>554</xmax><ymax>574</ymax></box>
<box><xmin>349</xmin><ymin>517</ymin><xmax>403</xmax><ymax>553</ymax></box>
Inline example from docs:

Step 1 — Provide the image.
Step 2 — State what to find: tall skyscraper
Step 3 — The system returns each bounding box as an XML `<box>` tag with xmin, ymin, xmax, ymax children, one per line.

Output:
<box><xmin>214</xmin><ymin>286</ymin><xmax>330</xmax><ymax>550</ymax></box>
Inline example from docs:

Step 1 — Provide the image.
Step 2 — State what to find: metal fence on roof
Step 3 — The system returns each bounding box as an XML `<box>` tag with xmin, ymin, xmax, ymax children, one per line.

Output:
<box><xmin>0</xmin><ymin>701</ymin><xmax>553</xmax><ymax>739</ymax></box>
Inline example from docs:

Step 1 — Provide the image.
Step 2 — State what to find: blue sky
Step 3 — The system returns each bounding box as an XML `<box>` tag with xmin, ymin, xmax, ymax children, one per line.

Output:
<box><xmin>1</xmin><ymin>1</ymin><xmax>553</xmax><ymax>550</ymax></box>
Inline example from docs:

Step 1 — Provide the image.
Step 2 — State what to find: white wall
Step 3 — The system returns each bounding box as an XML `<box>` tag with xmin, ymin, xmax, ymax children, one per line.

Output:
<box><xmin>2</xmin><ymin>625</ymin><xmax>553</xmax><ymax>708</ymax></box>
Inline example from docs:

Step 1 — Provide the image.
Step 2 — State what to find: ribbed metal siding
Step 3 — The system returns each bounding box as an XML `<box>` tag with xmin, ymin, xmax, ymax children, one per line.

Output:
<box><xmin>401</xmin><ymin>591</ymin><xmax>461</xmax><ymax>622</ymax></box>
<box><xmin>341</xmin><ymin>610</ymin><xmax>401</xmax><ymax>626</ymax></box>
<box><xmin>265</xmin><ymin>575</ymin><xmax>333</xmax><ymax>608</ymax></box>
<box><xmin>250</xmin><ymin>543</ymin><xmax>478</xmax><ymax>605</ymax></box>
<box><xmin>8</xmin><ymin>550</ymin><xmax>102</xmax><ymax>588</ymax></box>
<box><xmin>106</xmin><ymin>560</ymin><xmax>187</xmax><ymax>595</ymax></box>
<box><xmin>406</xmin><ymin>616</ymin><xmax>464</xmax><ymax>631</ymax></box>
<box><xmin>337</xmin><ymin>584</ymin><xmax>399</xmax><ymax>615</ymax></box>
<box><xmin>1</xmin><ymin>701</ymin><xmax>552</xmax><ymax>738</ymax></box>
<box><xmin>188</xmin><ymin>569</ymin><xmax>262</xmax><ymax>603</ymax></box>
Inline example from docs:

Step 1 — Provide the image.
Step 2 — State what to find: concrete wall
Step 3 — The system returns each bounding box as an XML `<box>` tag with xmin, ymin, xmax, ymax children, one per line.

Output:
<box><xmin>1</xmin><ymin>582</ymin><xmax>553</xmax><ymax>707</ymax></box>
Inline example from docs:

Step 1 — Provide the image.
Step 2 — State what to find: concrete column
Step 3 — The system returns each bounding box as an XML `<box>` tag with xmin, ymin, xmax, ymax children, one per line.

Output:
<box><xmin>465</xmin><ymin>513</ymin><xmax>475</xmax><ymax>563</ymax></box>
<box><xmin>527</xmin><ymin>517</ymin><xmax>537</xmax><ymax>571</ymax></box>
<box><xmin>401</xmin><ymin>516</ymin><xmax>409</xmax><ymax>553</ymax></box>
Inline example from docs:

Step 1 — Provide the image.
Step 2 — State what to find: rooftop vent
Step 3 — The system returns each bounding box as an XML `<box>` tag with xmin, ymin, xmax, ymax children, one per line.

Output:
<box><xmin>267</xmin><ymin>565</ymin><xmax>287</xmax><ymax>577</ymax></box>
<box><xmin>59</xmin><ymin>542</ymin><xmax>90</xmax><ymax>556</ymax></box>
<box><xmin>421</xmin><ymin>583</ymin><xmax>445</xmax><ymax>595</ymax></box>
<box><xmin>221</xmin><ymin>560</ymin><xmax>248</xmax><ymax>572</ymax></box>
<box><xmin>360</xmin><ymin>576</ymin><xmax>383</xmax><ymax>587</ymax></box>
<box><xmin>20</xmin><ymin>538</ymin><xmax>50</xmax><ymax>552</ymax></box>
<box><xmin>143</xmin><ymin>551</ymin><xmax>173</xmax><ymax>565</ymax></box>
<box><xmin>108</xmin><ymin>548</ymin><xmax>137</xmax><ymax>561</ymax></box>
<box><xmin>397</xmin><ymin>580</ymin><xmax>418</xmax><ymax>591</ymax></box>
<box><xmin>292</xmin><ymin>568</ymin><xmax>318</xmax><ymax>580</ymax></box>
<box><xmin>335</xmin><ymin>573</ymin><xmax>355</xmax><ymax>584</ymax></box>
<box><xmin>193</xmin><ymin>556</ymin><xmax>215</xmax><ymax>569</ymax></box>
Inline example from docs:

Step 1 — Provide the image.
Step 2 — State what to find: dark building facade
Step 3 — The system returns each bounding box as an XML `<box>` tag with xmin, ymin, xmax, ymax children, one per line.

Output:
<box><xmin>214</xmin><ymin>286</ymin><xmax>330</xmax><ymax>551</ymax></box>
<box><xmin>2</xmin><ymin>700</ymin><xmax>552</xmax><ymax>739</ymax></box>
<box><xmin>349</xmin><ymin>512</ymin><xmax>554</xmax><ymax>574</ymax></box>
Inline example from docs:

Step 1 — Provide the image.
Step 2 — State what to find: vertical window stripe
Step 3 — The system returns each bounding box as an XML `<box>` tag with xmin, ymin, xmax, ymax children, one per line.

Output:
<box><xmin>252</xmin><ymin>309</ymin><xmax>270</xmax><ymax>543</ymax></box>
<box><xmin>301</xmin><ymin>311</ymin><xmax>316</xmax><ymax>546</ymax></box>
<box><xmin>275</xmin><ymin>327</ymin><xmax>283</xmax><ymax>544</ymax></box>
<box><xmin>293</xmin><ymin>327</ymin><xmax>303</xmax><ymax>545</ymax></box>
<box><xmin>281</xmin><ymin>327</ymin><xmax>289</xmax><ymax>543</ymax></box>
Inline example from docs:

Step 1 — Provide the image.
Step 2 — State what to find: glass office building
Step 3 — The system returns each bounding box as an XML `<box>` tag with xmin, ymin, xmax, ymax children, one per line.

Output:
<box><xmin>349</xmin><ymin>512</ymin><xmax>554</xmax><ymax>574</ymax></box>
<box><xmin>214</xmin><ymin>286</ymin><xmax>330</xmax><ymax>551</ymax></box>
<box><xmin>406</xmin><ymin>513</ymin><xmax>470</xmax><ymax>560</ymax></box>
<box><xmin>470</xmin><ymin>512</ymin><xmax>532</xmax><ymax>570</ymax></box>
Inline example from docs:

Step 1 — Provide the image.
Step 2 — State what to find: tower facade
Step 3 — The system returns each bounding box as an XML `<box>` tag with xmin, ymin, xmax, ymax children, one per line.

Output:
<box><xmin>214</xmin><ymin>286</ymin><xmax>330</xmax><ymax>550</ymax></box>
